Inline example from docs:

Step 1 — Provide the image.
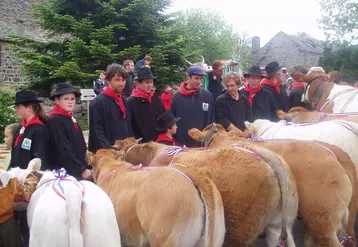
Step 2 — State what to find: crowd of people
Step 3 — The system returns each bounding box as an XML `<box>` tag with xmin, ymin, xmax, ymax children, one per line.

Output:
<box><xmin>0</xmin><ymin>55</ymin><xmax>352</xmax><ymax>246</ymax></box>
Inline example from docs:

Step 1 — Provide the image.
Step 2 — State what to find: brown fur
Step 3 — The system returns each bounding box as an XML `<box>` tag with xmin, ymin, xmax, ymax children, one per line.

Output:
<box><xmin>190</xmin><ymin>125</ymin><xmax>357</xmax><ymax>247</ymax></box>
<box><xmin>279</xmin><ymin>107</ymin><xmax>358</xmax><ymax>124</ymax></box>
<box><xmin>89</xmin><ymin>149</ymin><xmax>225</xmax><ymax>247</ymax></box>
<box><xmin>114</xmin><ymin>139</ymin><xmax>298</xmax><ymax>246</ymax></box>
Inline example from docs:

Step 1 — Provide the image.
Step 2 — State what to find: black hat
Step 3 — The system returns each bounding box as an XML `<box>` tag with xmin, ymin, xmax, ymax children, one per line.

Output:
<box><xmin>244</xmin><ymin>66</ymin><xmax>265</xmax><ymax>78</ymax></box>
<box><xmin>50</xmin><ymin>83</ymin><xmax>82</xmax><ymax>100</ymax></box>
<box><xmin>14</xmin><ymin>91</ymin><xmax>43</xmax><ymax>105</ymax></box>
<box><xmin>156</xmin><ymin>112</ymin><xmax>181</xmax><ymax>132</ymax></box>
<box><xmin>134</xmin><ymin>67</ymin><xmax>157</xmax><ymax>80</ymax></box>
<box><xmin>265</xmin><ymin>61</ymin><xmax>282</xmax><ymax>76</ymax></box>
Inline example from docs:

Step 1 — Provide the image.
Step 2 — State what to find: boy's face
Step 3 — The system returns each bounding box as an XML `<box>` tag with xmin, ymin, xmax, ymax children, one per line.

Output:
<box><xmin>170</xmin><ymin>124</ymin><xmax>177</xmax><ymax>135</ymax></box>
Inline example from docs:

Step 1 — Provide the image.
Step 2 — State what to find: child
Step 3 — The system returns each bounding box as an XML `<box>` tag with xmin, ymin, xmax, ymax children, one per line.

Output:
<box><xmin>155</xmin><ymin>112</ymin><xmax>180</xmax><ymax>146</ymax></box>
<box><xmin>3</xmin><ymin>123</ymin><xmax>21</xmax><ymax>170</ymax></box>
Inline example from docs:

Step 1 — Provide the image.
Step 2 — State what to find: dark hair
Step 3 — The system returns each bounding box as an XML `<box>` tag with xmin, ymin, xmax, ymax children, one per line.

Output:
<box><xmin>211</xmin><ymin>60</ymin><xmax>223</xmax><ymax>70</ymax></box>
<box><xmin>123</xmin><ymin>60</ymin><xmax>134</xmax><ymax>68</ymax></box>
<box><xmin>105</xmin><ymin>63</ymin><xmax>127</xmax><ymax>81</ymax></box>
<box><xmin>23</xmin><ymin>102</ymin><xmax>48</xmax><ymax>124</ymax></box>
<box><xmin>144</xmin><ymin>55</ymin><xmax>152</xmax><ymax>62</ymax></box>
<box><xmin>6</xmin><ymin>123</ymin><xmax>21</xmax><ymax>134</ymax></box>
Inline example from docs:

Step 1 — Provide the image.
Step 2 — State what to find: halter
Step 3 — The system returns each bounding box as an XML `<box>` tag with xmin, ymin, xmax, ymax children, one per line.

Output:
<box><xmin>319</xmin><ymin>88</ymin><xmax>356</xmax><ymax>112</ymax></box>
<box><xmin>200</xmin><ymin>123</ymin><xmax>217</xmax><ymax>147</ymax></box>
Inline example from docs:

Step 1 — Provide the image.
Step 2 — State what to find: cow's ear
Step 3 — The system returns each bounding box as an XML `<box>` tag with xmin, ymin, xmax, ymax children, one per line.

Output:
<box><xmin>0</xmin><ymin>171</ymin><xmax>11</xmax><ymax>187</ymax></box>
<box><xmin>245</xmin><ymin>121</ymin><xmax>255</xmax><ymax>134</ymax></box>
<box><xmin>188</xmin><ymin>128</ymin><xmax>206</xmax><ymax>141</ymax></box>
<box><xmin>27</xmin><ymin>158</ymin><xmax>41</xmax><ymax>171</ymax></box>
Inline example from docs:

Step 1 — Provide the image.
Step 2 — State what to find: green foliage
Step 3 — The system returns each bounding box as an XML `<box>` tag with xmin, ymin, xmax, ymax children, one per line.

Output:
<box><xmin>319</xmin><ymin>44</ymin><xmax>358</xmax><ymax>82</ymax></box>
<box><xmin>10</xmin><ymin>0</ymin><xmax>249</xmax><ymax>91</ymax></box>
<box><xmin>0</xmin><ymin>89</ymin><xmax>19</xmax><ymax>140</ymax></box>
<box><xmin>319</xmin><ymin>0</ymin><xmax>358</xmax><ymax>42</ymax></box>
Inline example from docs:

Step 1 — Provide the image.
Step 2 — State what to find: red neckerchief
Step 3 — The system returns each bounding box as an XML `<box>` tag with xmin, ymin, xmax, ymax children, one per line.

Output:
<box><xmin>131</xmin><ymin>88</ymin><xmax>155</xmax><ymax>103</ymax></box>
<box><xmin>213</xmin><ymin>69</ymin><xmax>222</xmax><ymax>79</ymax></box>
<box><xmin>291</xmin><ymin>82</ymin><xmax>305</xmax><ymax>89</ymax></box>
<box><xmin>156</xmin><ymin>133</ymin><xmax>176</xmax><ymax>146</ymax></box>
<box><xmin>102</xmin><ymin>87</ymin><xmax>126</xmax><ymax>118</ymax></box>
<box><xmin>262</xmin><ymin>78</ymin><xmax>281</xmax><ymax>94</ymax></box>
<box><xmin>48</xmin><ymin>104</ymin><xmax>79</xmax><ymax>132</ymax></box>
<box><xmin>244</xmin><ymin>85</ymin><xmax>263</xmax><ymax>107</ymax></box>
<box><xmin>161</xmin><ymin>92</ymin><xmax>173</xmax><ymax>111</ymax></box>
<box><xmin>14</xmin><ymin>115</ymin><xmax>44</xmax><ymax>147</ymax></box>
<box><xmin>179</xmin><ymin>81</ymin><xmax>199</xmax><ymax>96</ymax></box>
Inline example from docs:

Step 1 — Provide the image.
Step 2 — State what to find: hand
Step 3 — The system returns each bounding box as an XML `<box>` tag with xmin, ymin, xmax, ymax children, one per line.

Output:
<box><xmin>82</xmin><ymin>169</ymin><xmax>92</xmax><ymax>180</ymax></box>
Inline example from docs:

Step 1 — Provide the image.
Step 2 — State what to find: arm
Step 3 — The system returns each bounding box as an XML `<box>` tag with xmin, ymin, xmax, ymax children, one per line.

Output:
<box><xmin>47</xmin><ymin>120</ymin><xmax>87</xmax><ymax>177</ymax></box>
<box><xmin>30</xmin><ymin>127</ymin><xmax>50</xmax><ymax>170</ymax></box>
<box><xmin>93</xmin><ymin>80</ymin><xmax>100</xmax><ymax>95</ymax></box>
<box><xmin>89</xmin><ymin>101</ymin><xmax>112</xmax><ymax>148</ymax></box>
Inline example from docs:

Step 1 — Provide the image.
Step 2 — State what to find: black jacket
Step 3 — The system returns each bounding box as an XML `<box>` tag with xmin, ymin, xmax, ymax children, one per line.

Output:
<box><xmin>207</xmin><ymin>71</ymin><xmax>224</xmax><ymax>101</ymax></box>
<box><xmin>240</xmin><ymin>88</ymin><xmax>278</xmax><ymax>121</ymax></box>
<box><xmin>93</xmin><ymin>79</ymin><xmax>106</xmax><ymax>95</ymax></box>
<box><xmin>289</xmin><ymin>87</ymin><xmax>305</xmax><ymax>108</ymax></box>
<box><xmin>215</xmin><ymin>91</ymin><xmax>252</xmax><ymax>131</ymax></box>
<box><xmin>88</xmin><ymin>94</ymin><xmax>133</xmax><ymax>153</ymax></box>
<box><xmin>263</xmin><ymin>85</ymin><xmax>290</xmax><ymax>112</ymax></box>
<box><xmin>127</xmin><ymin>95</ymin><xmax>165</xmax><ymax>142</ymax></box>
<box><xmin>124</xmin><ymin>72</ymin><xmax>135</xmax><ymax>98</ymax></box>
<box><xmin>47</xmin><ymin>114</ymin><xmax>87</xmax><ymax>179</ymax></box>
<box><xmin>10</xmin><ymin>124</ymin><xmax>49</xmax><ymax>170</ymax></box>
<box><xmin>171</xmin><ymin>89</ymin><xmax>215</xmax><ymax>147</ymax></box>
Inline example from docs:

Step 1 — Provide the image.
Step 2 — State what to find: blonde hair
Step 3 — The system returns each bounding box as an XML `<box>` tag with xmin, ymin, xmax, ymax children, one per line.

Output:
<box><xmin>223</xmin><ymin>72</ymin><xmax>242</xmax><ymax>86</ymax></box>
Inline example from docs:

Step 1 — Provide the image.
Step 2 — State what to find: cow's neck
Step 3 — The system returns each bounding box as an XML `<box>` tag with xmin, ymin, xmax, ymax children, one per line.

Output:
<box><xmin>308</xmin><ymin>77</ymin><xmax>334</xmax><ymax>112</ymax></box>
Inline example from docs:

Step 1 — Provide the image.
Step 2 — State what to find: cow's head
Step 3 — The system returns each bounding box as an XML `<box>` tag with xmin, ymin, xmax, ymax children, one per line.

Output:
<box><xmin>185</xmin><ymin>56</ymin><xmax>212</xmax><ymax>72</ymax></box>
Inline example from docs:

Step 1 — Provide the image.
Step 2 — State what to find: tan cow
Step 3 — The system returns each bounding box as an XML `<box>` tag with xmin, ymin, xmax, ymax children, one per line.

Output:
<box><xmin>189</xmin><ymin>124</ymin><xmax>357</xmax><ymax>247</ymax></box>
<box><xmin>277</xmin><ymin>106</ymin><xmax>358</xmax><ymax>124</ymax></box>
<box><xmin>113</xmin><ymin>139</ymin><xmax>298</xmax><ymax>247</ymax></box>
<box><xmin>88</xmin><ymin>149</ymin><xmax>226</xmax><ymax>247</ymax></box>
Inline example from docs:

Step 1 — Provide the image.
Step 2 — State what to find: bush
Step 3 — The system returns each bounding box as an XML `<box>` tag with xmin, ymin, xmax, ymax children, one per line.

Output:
<box><xmin>0</xmin><ymin>89</ymin><xmax>19</xmax><ymax>141</ymax></box>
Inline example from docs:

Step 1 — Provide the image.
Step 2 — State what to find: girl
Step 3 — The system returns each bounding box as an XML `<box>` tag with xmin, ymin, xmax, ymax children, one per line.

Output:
<box><xmin>3</xmin><ymin>123</ymin><xmax>21</xmax><ymax>170</ymax></box>
<box><xmin>47</xmin><ymin>83</ymin><xmax>91</xmax><ymax>180</ymax></box>
<box><xmin>10</xmin><ymin>90</ymin><xmax>49</xmax><ymax>247</ymax></box>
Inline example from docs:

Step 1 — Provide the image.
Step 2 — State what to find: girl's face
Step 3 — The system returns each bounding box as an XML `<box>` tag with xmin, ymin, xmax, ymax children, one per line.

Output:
<box><xmin>55</xmin><ymin>93</ymin><xmax>76</xmax><ymax>112</ymax></box>
<box><xmin>15</xmin><ymin>104</ymin><xmax>33</xmax><ymax>120</ymax></box>
<box><xmin>4</xmin><ymin>128</ymin><xmax>13</xmax><ymax>148</ymax></box>
<box><xmin>170</xmin><ymin>124</ymin><xmax>177</xmax><ymax>135</ymax></box>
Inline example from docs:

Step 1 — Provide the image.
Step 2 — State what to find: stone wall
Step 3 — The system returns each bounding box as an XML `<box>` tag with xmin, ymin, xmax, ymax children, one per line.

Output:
<box><xmin>0</xmin><ymin>42</ymin><xmax>23</xmax><ymax>86</ymax></box>
<box><xmin>0</xmin><ymin>0</ymin><xmax>45</xmax><ymax>87</ymax></box>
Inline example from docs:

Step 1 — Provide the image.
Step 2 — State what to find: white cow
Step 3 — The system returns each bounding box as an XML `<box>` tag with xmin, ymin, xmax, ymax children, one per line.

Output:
<box><xmin>245</xmin><ymin>119</ymin><xmax>358</xmax><ymax>167</ymax></box>
<box><xmin>7</xmin><ymin>159</ymin><xmax>122</xmax><ymax>247</ymax></box>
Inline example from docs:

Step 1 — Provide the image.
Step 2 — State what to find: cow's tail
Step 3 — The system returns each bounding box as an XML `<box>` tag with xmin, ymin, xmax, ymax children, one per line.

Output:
<box><xmin>65</xmin><ymin>181</ymin><xmax>84</xmax><ymax>247</ymax></box>
<box><xmin>179</xmin><ymin>167</ymin><xmax>226</xmax><ymax>247</ymax></box>
<box><xmin>251</xmin><ymin>145</ymin><xmax>297</xmax><ymax>243</ymax></box>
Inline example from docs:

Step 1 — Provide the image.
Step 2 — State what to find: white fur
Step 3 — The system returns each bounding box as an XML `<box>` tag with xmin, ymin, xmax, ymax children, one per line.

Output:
<box><xmin>9</xmin><ymin>159</ymin><xmax>122</xmax><ymax>247</ymax></box>
<box><xmin>245</xmin><ymin>119</ymin><xmax>358</xmax><ymax>167</ymax></box>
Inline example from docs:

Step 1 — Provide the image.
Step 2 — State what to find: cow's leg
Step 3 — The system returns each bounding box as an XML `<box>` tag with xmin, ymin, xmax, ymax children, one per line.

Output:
<box><xmin>303</xmin><ymin>224</ymin><xmax>315</xmax><ymax>247</ymax></box>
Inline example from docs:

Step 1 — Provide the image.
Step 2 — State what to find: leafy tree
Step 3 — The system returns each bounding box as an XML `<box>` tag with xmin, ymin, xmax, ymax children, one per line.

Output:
<box><xmin>319</xmin><ymin>0</ymin><xmax>358</xmax><ymax>42</ymax></box>
<box><xmin>10</xmin><ymin>0</ymin><xmax>183</xmax><ymax>93</ymax></box>
<box><xmin>172</xmin><ymin>8</ymin><xmax>244</xmax><ymax>65</ymax></box>
<box><xmin>319</xmin><ymin>43</ymin><xmax>358</xmax><ymax>82</ymax></box>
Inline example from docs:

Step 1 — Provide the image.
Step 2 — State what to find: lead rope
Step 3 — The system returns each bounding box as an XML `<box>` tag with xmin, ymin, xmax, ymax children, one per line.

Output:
<box><xmin>340</xmin><ymin>236</ymin><xmax>355</xmax><ymax>246</ymax></box>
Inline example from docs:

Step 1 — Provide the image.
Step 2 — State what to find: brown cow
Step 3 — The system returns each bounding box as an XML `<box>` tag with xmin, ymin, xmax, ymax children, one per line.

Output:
<box><xmin>277</xmin><ymin>106</ymin><xmax>358</xmax><ymax>124</ymax></box>
<box><xmin>113</xmin><ymin>139</ymin><xmax>298</xmax><ymax>247</ymax></box>
<box><xmin>189</xmin><ymin>124</ymin><xmax>357</xmax><ymax>247</ymax></box>
<box><xmin>88</xmin><ymin>149</ymin><xmax>226</xmax><ymax>247</ymax></box>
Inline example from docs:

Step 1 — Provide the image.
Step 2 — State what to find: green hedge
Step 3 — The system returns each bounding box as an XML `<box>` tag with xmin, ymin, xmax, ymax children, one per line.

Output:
<box><xmin>0</xmin><ymin>89</ymin><xmax>19</xmax><ymax>141</ymax></box>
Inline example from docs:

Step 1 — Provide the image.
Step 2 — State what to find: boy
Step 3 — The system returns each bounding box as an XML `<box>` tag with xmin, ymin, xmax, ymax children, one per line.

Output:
<box><xmin>155</xmin><ymin>112</ymin><xmax>180</xmax><ymax>146</ymax></box>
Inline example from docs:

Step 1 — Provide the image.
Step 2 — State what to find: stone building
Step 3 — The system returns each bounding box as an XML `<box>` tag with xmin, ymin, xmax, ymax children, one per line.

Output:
<box><xmin>251</xmin><ymin>31</ymin><xmax>324</xmax><ymax>71</ymax></box>
<box><xmin>0</xmin><ymin>0</ymin><xmax>45</xmax><ymax>86</ymax></box>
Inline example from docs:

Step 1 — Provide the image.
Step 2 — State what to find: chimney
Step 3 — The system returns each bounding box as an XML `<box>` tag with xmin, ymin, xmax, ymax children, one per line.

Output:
<box><xmin>251</xmin><ymin>36</ymin><xmax>260</xmax><ymax>66</ymax></box>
